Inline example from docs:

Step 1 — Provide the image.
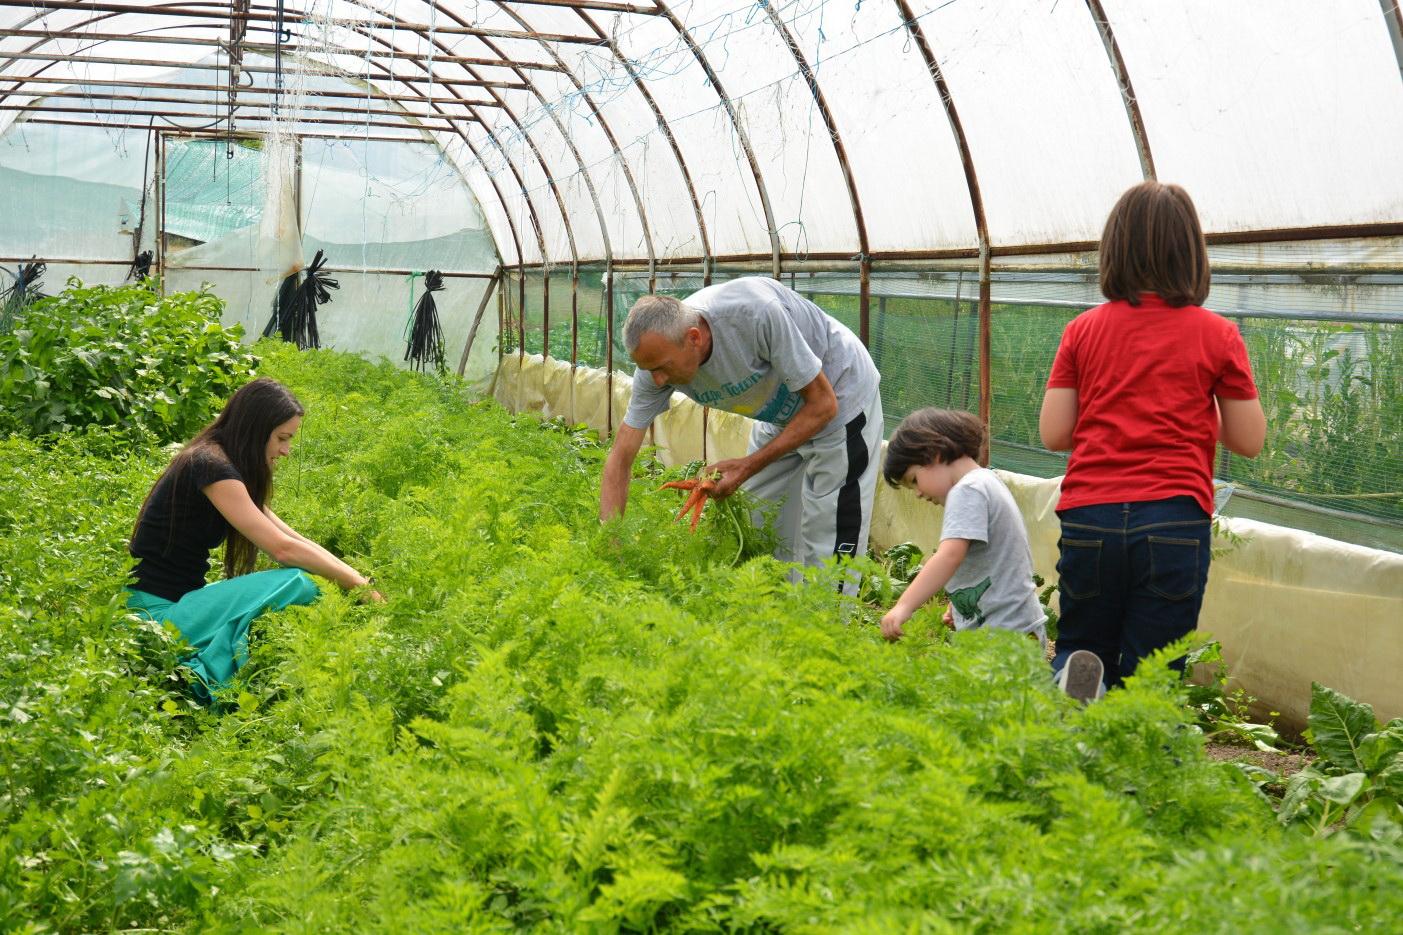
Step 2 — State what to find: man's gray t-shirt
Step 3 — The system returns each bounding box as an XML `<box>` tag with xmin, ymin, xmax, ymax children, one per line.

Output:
<box><xmin>939</xmin><ymin>468</ymin><xmax>1047</xmax><ymax>636</ymax></box>
<box><xmin>623</xmin><ymin>278</ymin><xmax>878</xmax><ymax>436</ymax></box>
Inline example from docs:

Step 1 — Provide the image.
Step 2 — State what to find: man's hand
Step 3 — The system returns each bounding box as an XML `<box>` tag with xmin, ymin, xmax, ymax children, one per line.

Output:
<box><xmin>697</xmin><ymin>374</ymin><xmax>838</xmax><ymax>501</ymax></box>
<box><xmin>703</xmin><ymin>456</ymin><xmax>755</xmax><ymax>498</ymax></box>
<box><xmin>942</xmin><ymin>605</ymin><xmax>955</xmax><ymax>630</ymax></box>
<box><xmin>880</xmin><ymin>605</ymin><xmax>912</xmax><ymax>642</ymax></box>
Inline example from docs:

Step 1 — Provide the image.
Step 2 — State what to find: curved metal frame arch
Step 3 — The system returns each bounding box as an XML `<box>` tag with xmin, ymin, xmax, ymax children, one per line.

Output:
<box><xmin>286</xmin><ymin>1</ymin><xmax>564</xmax><ymax>259</ymax></box>
<box><xmin>756</xmin><ymin>0</ymin><xmax>871</xmax><ymax>344</ymax></box>
<box><xmin>0</xmin><ymin>2</ymin><xmax>532</xmax><ymax>289</ymax></box>
<box><xmin>1084</xmin><ymin>0</ymin><xmax>1155</xmax><ymax>181</ymax></box>
<box><xmin>252</xmin><ymin>0</ymin><xmax>619</xmax><ymax>365</ymax></box>
<box><xmin>357</xmin><ymin>48</ymin><xmax>556</xmax><ymax>365</ymax></box>
<box><xmin>892</xmin><ymin>0</ymin><xmax>993</xmax><ymax>457</ymax></box>
<box><xmin>0</xmin><ymin>0</ymin><xmax>572</xmax><ymax>370</ymax></box>
<box><xmin>490</xmin><ymin>2</ymin><xmax>654</xmax><ymax>286</ymax></box>
<box><xmin>1382</xmin><ymin>0</ymin><xmax>1403</xmax><ymax>83</ymax></box>
<box><xmin>475</xmin><ymin>29</ymin><xmax>626</xmax><ymax>370</ymax></box>
<box><xmin>0</xmin><ymin>1</ymin><xmax>558</xmax><ymax>88</ymax></box>
<box><xmin>0</xmin><ymin>1</ymin><xmax>141</xmax><ymax>100</ymax></box>
<box><xmin>7</xmin><ymin>2</ymin><xmax>1401</xmax><ymax>296</ymax></box>
<box><xmin>328</xmin><ymin>45</ymin><xmax>543</xmax><ymax>271</ymax></box>
<box><xmin>575</xmin><ymin>8</ymin><xmax>711</xmax><ymax>285</ymax></box>
<box><xmin>652</xmin><ymin>0</ymin><xmax>782</xmax><ymax>278</ymax></box>
<box><xmin>326</xmin><ymin>0</ymin><xmax>585</xmax><ymax>362</ymax></box>
<box><xmin>0</xmin><ymin>1</ymin><xmax>564</xmax><ymax>269</ymax></box>
<box><xmin>273</xmin><ymin>0</ymin><xmax>602</xmax><ymax>360</ymax></box>
<box><xmin>463</xmin><ymin>22</ymin><xmax>618</xmax><ymax>393</ymax></box>
<box><xmin>307</xmin><ymin>0</ymin><xmax>612</xmax><ymax>281</ymax></box>
<box><xmin>0</xmin><ymin>6</ymin><xmax>503</xmax><ymax>118</ymax></box>
<box><xmin>344</xmin><ymin>1</ymin><xmax>621</xmax><ymax>397</ymax></box>
<box><xmin>0</xmin><ymin>12</ymin><xmax>479</xmax><ymax>131</ymax></box>
<box><xmin>0</xmin><ymin>0</ymin><xmax>607</xmax><ymax>55</ymax></box>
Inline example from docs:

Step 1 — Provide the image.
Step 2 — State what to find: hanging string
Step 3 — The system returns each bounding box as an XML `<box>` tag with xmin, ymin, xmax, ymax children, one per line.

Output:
<box><xmin>1</xmin><ymin>259</ymin><xmax>46</xmax><ymax>333</ymax></box>
<box><xmin>404</xmin><ymin>270</ymin><xmax>447</xmax><ymax>373</ymax></box>
<box><xmin>262</xmin><ymin>249</ymin><xmax>338</xmax><ymax>350</ymax></box>
<box><xmin>425</xmin><ymin>0</ymin><xmax>437</xmax><ymax>108</ymax></box>
<box><xmin>401</xmin><ymin>270</ymin><xmax>426</xmax><ymax>341</ymax></box>
<box><xmin>273</xmin><ymin>0</ymin><xmax>286</xmax><ymax>117</ymax></box>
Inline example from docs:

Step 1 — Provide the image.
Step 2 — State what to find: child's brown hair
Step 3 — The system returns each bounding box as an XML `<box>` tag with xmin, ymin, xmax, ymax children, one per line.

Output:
<box><xmin>882</xmin><ymin>407</ymin><xmax>985</xmax><ymax>486</ymax></box>
<box><xmin>1099</xmin><ymin>181</ymin><xmax>1210</xmax><ymax>308</ymax></box>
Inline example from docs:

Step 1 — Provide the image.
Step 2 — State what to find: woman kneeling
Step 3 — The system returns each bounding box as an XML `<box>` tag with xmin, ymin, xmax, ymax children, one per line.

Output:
<box><xmin>126</xmin><ymin>377</ymin><xmax>380</xmax><ymax>702</ymax></box>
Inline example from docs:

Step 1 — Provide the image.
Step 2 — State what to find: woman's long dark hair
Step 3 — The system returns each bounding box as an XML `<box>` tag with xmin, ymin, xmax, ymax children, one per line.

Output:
<box><xmin>134</xmin><ymin>377</ymin><xmax>304</xmax><ymax>577</ymax></box>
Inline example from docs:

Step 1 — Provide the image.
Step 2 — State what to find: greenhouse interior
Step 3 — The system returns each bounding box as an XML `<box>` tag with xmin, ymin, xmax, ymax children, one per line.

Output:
<box><xmin>2</xmin><ymin>0</ymin><xmax>1402</xmax><ymax>929</ymax></box>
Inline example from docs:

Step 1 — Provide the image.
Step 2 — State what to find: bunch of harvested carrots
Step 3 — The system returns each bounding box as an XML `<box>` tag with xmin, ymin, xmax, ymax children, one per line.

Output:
<box><xmin>658</xmin><ymin>477</ymin><xmax>719</xmax><ymax>532</ymax></box>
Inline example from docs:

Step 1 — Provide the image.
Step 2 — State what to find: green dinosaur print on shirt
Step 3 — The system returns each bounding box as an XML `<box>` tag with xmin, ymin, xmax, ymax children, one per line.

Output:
<box><xmin>948</xmin><ymin>577</ymin><xmax>992</xmax><ymax>627</ymax></box>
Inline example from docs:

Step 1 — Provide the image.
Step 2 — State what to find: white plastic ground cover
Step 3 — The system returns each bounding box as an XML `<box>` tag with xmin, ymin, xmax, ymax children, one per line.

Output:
<box><xmin>495</xmin><ymin>352</ymin><xmax>1403</xmax><ymax>726</ymax></box>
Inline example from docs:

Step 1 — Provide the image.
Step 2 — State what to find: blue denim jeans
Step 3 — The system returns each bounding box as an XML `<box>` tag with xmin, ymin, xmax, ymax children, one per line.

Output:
<box><xmin>1050</xmin><ymin>496</ymin><xmax>1211</xmax><ymax>688</ymax></box>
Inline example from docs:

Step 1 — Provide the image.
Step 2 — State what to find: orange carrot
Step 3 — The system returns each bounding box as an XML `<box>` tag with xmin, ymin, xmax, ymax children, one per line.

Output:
<box><xmin>658</xmin><ymin>477</ymin><xmax>717</xmax><ymax>532</ymax></box>
<box><xmin>688</xmin><ymin>491</ymin><xmax>707</xmax><ymax>531</ymax></box>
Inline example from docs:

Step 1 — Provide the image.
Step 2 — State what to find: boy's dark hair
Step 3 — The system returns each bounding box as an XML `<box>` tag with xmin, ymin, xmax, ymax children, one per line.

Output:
<box><xmin>882</xmin><ymin>408</ymin><xmax>985</xmax><ymax>486</ymax></box>
<box><xmin>1099</xmin><ymin>181</ymin><xmax>1210</xmax><ymax>308</ymax></box>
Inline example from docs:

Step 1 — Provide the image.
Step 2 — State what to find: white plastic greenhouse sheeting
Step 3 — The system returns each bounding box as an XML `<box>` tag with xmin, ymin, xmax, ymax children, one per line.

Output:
<box><xmin>444</xmin><ymin>0</ymin><xmax>1403</xmax><ymax>262</ymax></box>
<box><xmin>0</xmin><ymin>117</ymin><xmax>501</xmax><ymax>367</ymax></box>
<box><xmin>495</xmin><ymin>353</ymin><xmax>1403</xmax><ymax>727</ymax></box>
<box><xmin>3</xmin><ymin>1</ymin><xmax>1402</xmax><ymax>265</ymax></box>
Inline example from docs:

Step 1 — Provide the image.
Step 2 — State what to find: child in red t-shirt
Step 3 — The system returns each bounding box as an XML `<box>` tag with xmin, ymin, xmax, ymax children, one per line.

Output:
<box><xmin>1039</xmin><ymin>181</ymin><xmax>1266</xmax><ymax>698</ymax></box>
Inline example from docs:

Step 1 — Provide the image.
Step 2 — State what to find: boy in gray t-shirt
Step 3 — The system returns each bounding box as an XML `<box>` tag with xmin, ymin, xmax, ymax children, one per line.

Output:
<box><xmin>877</xmin><ymin>408</ymin><xmax>1046</xmax><ymax>642</ymax></box>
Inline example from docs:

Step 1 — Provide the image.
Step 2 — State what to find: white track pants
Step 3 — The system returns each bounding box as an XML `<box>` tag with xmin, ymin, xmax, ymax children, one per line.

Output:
<box><xmin>743</xmin><ymin>387</ymin><xmax>883</xmax><ymax>592</ymax></box>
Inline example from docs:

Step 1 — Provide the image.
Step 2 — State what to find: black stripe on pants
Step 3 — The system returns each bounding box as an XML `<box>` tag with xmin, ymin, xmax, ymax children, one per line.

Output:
<box><xmin>833</xmin><ymin>411</ymin><xmax>868</xmax><ymax>575</ymax></box>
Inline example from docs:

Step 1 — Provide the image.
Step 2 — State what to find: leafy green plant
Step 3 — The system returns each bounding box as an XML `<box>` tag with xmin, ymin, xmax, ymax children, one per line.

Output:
<box><xmin>1234</xmin><ymin>319</ymin><xmax>1402</xmax><ymax>523</ymax></box>
<box><xmin>1181</xmin><ymin>640</ymin><xmax>1282</xmax><ymax>752</ymax></box>
<box><xmin>858</xmin><ymin>540</ymin><xmax>924</xmax><ymax>607</ymax></box>
<box><xmin>534</xmin><ymin>415</ymin><xmax>607</xmax><ymax>474</ymax></box>
<box><xmin>1279</xmin><ymin>683</ymin><xmax>1403</xmax><ymax>839</ymax></box>
<box><xmin>1033</xmin><ymin>571</ymin><xmax>1059</xmax><ymax>641</ymax></box>
<box><xmin>4</xmin><ymin>340</ymin><xmax>1403</xmax><ymax>931</ymax></box>
<box><xmin>0</xmin><ymin>278</ymin><xmax>258</xmax><ymax>443</ymax></box>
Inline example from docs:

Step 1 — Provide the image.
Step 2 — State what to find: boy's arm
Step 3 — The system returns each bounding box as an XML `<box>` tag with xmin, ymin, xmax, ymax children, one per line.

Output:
<box><xmin>881</xmin><ymin>537</ymin><xmax>970</xmax><ymax>641</ymax></box>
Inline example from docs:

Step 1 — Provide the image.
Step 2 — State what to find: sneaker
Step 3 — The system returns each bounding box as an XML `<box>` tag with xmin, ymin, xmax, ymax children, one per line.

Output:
<box><xmin>1058</xmin><ymin>650</ymin><xmax>1104</xmax><ymax>703</ymax></box>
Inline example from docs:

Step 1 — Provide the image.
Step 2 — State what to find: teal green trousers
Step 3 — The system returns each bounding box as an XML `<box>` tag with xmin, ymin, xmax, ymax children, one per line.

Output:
<box><xmin>126</xmin><ymin>568</ymin><xmax>319</xmax><ymax>702</ymax></box>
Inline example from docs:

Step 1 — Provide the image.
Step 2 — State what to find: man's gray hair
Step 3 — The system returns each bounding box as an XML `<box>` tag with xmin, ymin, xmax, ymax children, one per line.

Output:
<box><xmin>623</xmin><ymin>294</ymin><xmax>700</xmax><ymax>354</ymax></box>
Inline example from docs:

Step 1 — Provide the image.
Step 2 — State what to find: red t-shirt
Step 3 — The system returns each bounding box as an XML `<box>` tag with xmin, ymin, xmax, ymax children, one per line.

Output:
<box><xmin>1047</xmin><ymin>295</ymin><xmax>1258</xmax><ymax>515</ymax></box>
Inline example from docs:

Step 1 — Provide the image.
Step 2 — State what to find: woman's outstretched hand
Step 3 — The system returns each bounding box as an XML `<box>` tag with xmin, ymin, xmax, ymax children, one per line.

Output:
<box><xmin>354</xmin><ymin>576</ymin><xmax>385</xmax><ymax>604</ymax></box>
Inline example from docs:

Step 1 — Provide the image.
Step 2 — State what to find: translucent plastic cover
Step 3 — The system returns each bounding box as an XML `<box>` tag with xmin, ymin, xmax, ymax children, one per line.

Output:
<box><xmin>4</xmin><ymin>1</ymin><xmax>1403</xmax><ymax>260</ymax></box>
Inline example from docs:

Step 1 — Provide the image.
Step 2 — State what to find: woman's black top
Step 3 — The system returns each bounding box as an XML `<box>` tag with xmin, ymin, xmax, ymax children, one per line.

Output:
<box><xmin>129</xmin><ymin>449</ymin><xmax>244</xmax><ymax>601</ymax></box>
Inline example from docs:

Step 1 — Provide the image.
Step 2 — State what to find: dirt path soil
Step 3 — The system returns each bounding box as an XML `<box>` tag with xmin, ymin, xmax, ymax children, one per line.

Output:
<box><xmin>1204</xmin><ymin>742</ymin><xmax>1312</xmax><ymax>778</ymax></box>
